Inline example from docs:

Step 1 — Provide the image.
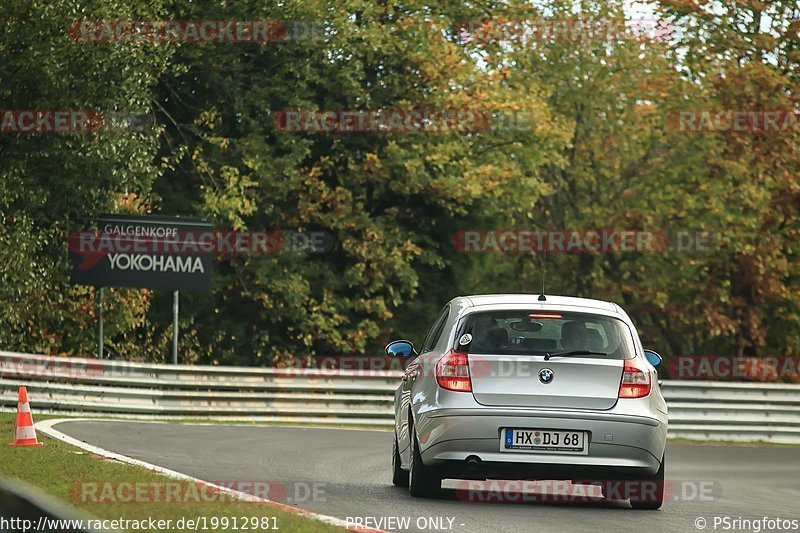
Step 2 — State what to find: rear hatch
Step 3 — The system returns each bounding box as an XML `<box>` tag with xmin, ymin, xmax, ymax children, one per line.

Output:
<box><xmin>469</xmin><ymin>355</ymin><xmax>623</xmax><ymax>409</ymax></box>
<box><xmin>457</xmin><ymin>308</ymin><xmax>635</xmax><ymax>410</ymax></box>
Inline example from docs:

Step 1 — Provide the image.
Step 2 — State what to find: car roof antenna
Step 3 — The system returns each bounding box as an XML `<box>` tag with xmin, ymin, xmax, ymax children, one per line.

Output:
<box><xmin>538</xmin><ymin>251</ymin><xmax>547</xmax><ymax>301</ymax></box>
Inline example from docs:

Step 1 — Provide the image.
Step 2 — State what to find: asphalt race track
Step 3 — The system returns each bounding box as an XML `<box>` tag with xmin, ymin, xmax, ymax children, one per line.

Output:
<box><xmin>52</xmin><ymin>421</ymin><xmax>799</xmax><ymax>533</ymax></box>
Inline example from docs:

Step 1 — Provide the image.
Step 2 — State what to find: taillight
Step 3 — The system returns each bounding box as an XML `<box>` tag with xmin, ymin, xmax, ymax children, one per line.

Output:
<box><xmin>436</xmin><ymin>350</ymin><xmax>472</xmax><ymax>392</ymax></box>
<box><xmin>618</xmin><ymin>359</ymin><xmax>651</xmax><ymax>398</ymax></box>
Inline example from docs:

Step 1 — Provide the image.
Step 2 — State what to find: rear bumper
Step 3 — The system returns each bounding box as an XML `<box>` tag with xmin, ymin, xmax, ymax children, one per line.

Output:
<box><xmin>415</xmin><ymin>408</ymin><xmax>666</xmax><ymax>479</ymax></box>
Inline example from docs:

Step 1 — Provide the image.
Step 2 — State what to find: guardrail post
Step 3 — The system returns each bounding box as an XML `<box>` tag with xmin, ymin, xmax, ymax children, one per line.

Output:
<box><xmin>97</xmin><ymin>287</ymin><xmax>104</xmax><ymax>359</ymax></box>
<box><xmin>172</xmin><ymin>290</ymin><xmax>179</xmax><ymax>365</ymax></box>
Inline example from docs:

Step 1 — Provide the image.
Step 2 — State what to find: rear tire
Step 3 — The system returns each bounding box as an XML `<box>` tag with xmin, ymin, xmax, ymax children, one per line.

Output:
<box><xmin>392</xmin><ymin>433</ymin><xmax>409</xmax><ymax>487</ymax></box>
<box><xmin>629</xmin><ymin>454</ymin><xmax>665</xmax><ymax>510</ymax></box>
<box><xmin>408</xmin><ymin>428</ymin><xmax>441</xmax><ymax>498</ymax></box>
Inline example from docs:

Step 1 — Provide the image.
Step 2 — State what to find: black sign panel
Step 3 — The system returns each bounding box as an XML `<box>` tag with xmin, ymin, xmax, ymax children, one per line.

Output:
<box><xmin>69</xmin><ymin>214</ymin><xmax>212</xmax><ymax>292</ymax></box>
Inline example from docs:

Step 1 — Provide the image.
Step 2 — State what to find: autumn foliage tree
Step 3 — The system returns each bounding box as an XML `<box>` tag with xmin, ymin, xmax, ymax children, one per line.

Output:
<box><xmin>0</xmin><ymin>0</ymin><xmax>797</xmax><ymax>366</ymax></box>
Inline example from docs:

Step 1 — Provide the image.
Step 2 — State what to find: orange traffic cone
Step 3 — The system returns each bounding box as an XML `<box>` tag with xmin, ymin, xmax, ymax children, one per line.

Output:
<box><xmin>9</xmin><ymin>387</ymin><xmax>43</xmax><ymax>447</ymax></box>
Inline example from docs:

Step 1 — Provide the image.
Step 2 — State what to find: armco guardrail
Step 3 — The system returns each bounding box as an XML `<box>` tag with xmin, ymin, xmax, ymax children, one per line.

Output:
<box><xmin>1</xmin><ymin>351</ymin><xmax>799</xmax><ymax>443</ymax></box>
<box><xmin>0</xmin><ymin>351</ymin><xmax>397</xmax><ymax>425</ymax></box>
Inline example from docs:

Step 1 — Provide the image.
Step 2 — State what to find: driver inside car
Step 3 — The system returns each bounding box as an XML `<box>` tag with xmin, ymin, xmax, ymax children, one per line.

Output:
<box><xmin>560</xmin><ymin>321</ymin><xmax>605</xmax><ymax>352</ymax></box>
<box><xmin>470</xmin><ymin>315</ymin><xmax>509</xmax><ymax>353</ymax></box>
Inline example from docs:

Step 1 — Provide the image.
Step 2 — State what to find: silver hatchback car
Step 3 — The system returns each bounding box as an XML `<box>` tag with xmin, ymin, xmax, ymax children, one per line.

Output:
<box><xmin>387</xmin><ymin>294</ymin><xmax>668</xmax><ymax>509</ymax></box>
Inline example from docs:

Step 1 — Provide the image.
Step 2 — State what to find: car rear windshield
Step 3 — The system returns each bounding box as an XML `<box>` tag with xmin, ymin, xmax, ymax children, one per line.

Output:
<box><xmin>454</xmin><ymin>310</ymin><xmax>636</xmax><ymax>360</ymax></box>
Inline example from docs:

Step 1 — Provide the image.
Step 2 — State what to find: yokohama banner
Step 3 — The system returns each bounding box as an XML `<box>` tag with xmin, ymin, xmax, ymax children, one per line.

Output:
<box><xmin>69</xmin><ymin>214</ymin><xmax>212</xmax><ymax>292</ymax></box>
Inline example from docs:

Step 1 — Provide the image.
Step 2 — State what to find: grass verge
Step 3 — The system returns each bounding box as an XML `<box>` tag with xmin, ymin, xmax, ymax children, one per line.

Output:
<box><xmin>0</xmin><ymin>413</ymin><xmax>341</xmax><ymax>532</ymax></box>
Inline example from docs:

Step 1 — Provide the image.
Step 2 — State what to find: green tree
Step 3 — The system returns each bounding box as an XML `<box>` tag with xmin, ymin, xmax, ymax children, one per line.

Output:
<box><xmin>0</xmin><ymin>0</ymin><xmax>174</xmax><ymax>356</ymax></box>
<box><xmin>150</xmin><ymin>0</ymin><xmax>566</xmax><ymax>363</ymax></box>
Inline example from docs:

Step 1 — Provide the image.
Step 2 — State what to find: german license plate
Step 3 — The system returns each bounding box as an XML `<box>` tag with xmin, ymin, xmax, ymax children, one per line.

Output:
<box><xmin>502</xmin><ymin>428</ymin><xmax>588</xmax><ymax>454</ymax></box>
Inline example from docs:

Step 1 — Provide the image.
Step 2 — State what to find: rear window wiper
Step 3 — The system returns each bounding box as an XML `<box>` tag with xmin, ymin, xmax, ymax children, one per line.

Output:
<box><xmin>544</xmin><ymin>350</ymin><xmax>608</xmax><ymax>361</ymax></box>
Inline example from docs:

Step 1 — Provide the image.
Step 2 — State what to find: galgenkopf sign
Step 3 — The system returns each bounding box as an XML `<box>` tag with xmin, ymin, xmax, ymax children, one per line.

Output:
<box><xmin>69</xmin><ymin>214</ymin><xmax>212</xmax><ymax>292</ymax></box>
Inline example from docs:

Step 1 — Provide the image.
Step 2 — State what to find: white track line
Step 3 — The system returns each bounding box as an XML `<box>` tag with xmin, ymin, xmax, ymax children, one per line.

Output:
<box><xmin>37</xmin><ymin>416</ymin><xmax>391</xmax><ymax>433</ymax></box>
<box><xmin>36</xmin><ymin>418</ymin><xmax>387</xmax><ymax>533</ymax></box>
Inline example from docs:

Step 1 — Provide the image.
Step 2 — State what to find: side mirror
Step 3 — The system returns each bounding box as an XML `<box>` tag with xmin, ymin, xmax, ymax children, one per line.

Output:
<box><xmin>385</xmin><ymin>340</ymin><xmax>417</xmax><ymax>358</ymax></box>
<box><xmin>644</xmin><ymin>349</ymin><xmax>662</xmax><ymax>367</ymax></box>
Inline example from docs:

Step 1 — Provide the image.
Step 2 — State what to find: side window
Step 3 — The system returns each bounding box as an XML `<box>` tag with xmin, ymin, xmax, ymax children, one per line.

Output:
<box><xmin>421</xmin><ymin>305</ymin><xmax>450</xmax><ymax>353</ymax></box>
